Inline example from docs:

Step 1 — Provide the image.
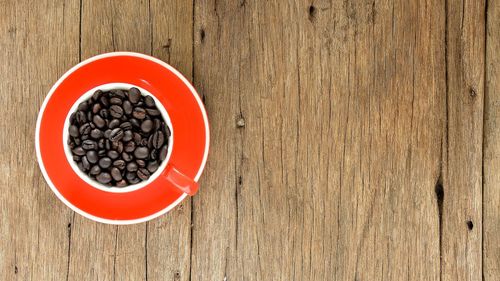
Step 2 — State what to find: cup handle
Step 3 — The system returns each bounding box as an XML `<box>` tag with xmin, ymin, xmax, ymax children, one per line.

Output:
<box><xmin>163</xmin><ymin>164</ymin><xmax>199</xmax><ymax>196</ymax></box>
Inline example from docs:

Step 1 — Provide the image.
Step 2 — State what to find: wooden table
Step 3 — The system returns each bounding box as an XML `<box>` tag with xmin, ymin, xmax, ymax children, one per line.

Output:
<box><xmin>0</xmin><ymin>1</ymin><xmax>498</xmax><ymax>280</ymax></box>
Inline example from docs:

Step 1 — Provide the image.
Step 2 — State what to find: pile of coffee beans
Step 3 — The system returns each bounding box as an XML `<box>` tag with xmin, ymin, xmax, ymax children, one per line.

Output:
<box><xmin>67</xmin><ymin>87</ymin><xmax>170</xmax><ymax>187</ymax></box>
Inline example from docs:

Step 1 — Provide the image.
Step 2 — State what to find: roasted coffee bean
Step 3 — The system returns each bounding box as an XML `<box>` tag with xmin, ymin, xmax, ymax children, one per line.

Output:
<box><xmin>78</xmin><ymin>101</ymin><xmax>89</xmax><ymax>112</ymax></box>
<box><xmin>98</xmin><ymin>139</ymin><xmax>105</xmax><ymax>149</ymax></box>
<box><xmin>76</xmin><ymin>111</ymin><xmax>87</xmax><ymax>124</ymax></box>
<box><xmin>72</xmin><ymin>155</ymin><xmax>80</xmax><ymax>162</ymax></box>
<box><xmin>128</xmin><ymin>87</ymin><xmax>141</xmax><ymax>103</ymax></box>
<box><xmin>153</xmin><ymin>119</ymin><xmax>161</xmax><ymax>130</ymax></box>
<box><xmin>90</xmin><ymin>128</ymin><xmax>103</xmax><ymax>139</ymax></box>
<box><xmin>133</xmin><ymin>132</ymin><xmax>142</xmax><ymax>144</ymax></box>
<box><xmin>90</xmin><ymin>165</ymin><xmax>101</xmax><ymax>175</ymax></box>
<box><xmin>105</xmin><ymin>139</ymin><xmax>111</xmax><ymax>150</ymax></box>
<box><xmin>147</xmin><ymin>134</ymin><xmax>153</xmax><ymax>148</ymax></box>
<box><xmin>122</xmin><ymin>152</ymin><xmax>133</xmax><ymax>162</ymax></box>
<box><xmin>90</xmin><ymin>122</ymin><xmax>96</xmax><ymax>129</ymax></box>
<box><xmin>150</xmin><ymin>149</ymin><xmax>158</xmax><ymax>160</ymax></box>
<box><xmin>74</xmin><ymin>138</ymin><xmax>81</xmax><ymax>145</ymax></box>
<box><xmin>107</xmin><ymin>150</ymin><xmax>119</xmax><ymax>159</ymax></box>
<box><xmin>98</xmin><ymin>149</ymin><xmax>106</xmax><ymax>157</ymax></box>
<box><xmin>82</xmin><ymin>140</ymin><xmax>97</xmax><ymax>150</ymax></box>
<box><xmin>99</xmin><ymin>108</ymin><xmax>109</xmax><ymax>119</ymax></box>
<box><xmin>134</xmin><ymin>147</ymin><xmax>149</xmax><ymax>159</ymax></box>
<box><xmin>70</xmin><ymin>112</ymin><xmax>76</xmax><ymax>124</ymax></box>
<box><xmin>69</xmin><ymin>125</ymin><xmax>79</xmax><ymax>137</ymax></box>
<box><xmin>116</xmin><ymin>180</ymin><xmax>127</xmax><ymax>187</ymax></box>
<box><xmin>140</xmin><ymin>138</ymin><xmax>148</xmax><ymax>146</ymax></box>
<box><xmin>104</xmin><ymin>129</ymin><xmax>112</xmax><ymax>139</ymax></box>
<box><xmin>111</xmin><ymin>167</ymin><xmax>122</xmax><ymax>181</ymax></box>
<box><xmin>93</xmin><ymin>115</ymin><xmax>106</xmax><ymax>128</ymax></box>
<box><xmin>125</xmin><ymin>172</ymin><xmax>136</xmax><ymax>180</ymax></box>
<box><xmin>124</xmin><ymin>141</ymin><xmax>136</xmax><ymax>153</ymax></box>
<box><xmin>86</xmin><ymin>150</ymin><xmax>98</xmax><ymax>163</ymax></box>
<box><xmin>109</xmin><ymin>128</ymin><xmax>124</xmax><ymax>141</ymax></box>
<box><xmin>79</xmin><ymin>123</ymin><xmax>91</xmax><ymax>135</ymax></box>
<box><xmin>123</xmin><ymin>100</ymin><xmax>132</xmax><ymax>115</ymax></box>
<box><xmin>141</xmin><ymin>119</ymin><xmax>153</xmax><ymax>133</ymax></box>
<box><xmin>108</xmin><ymin>119</ymin><xmax>120</xmax><ymax>129</ymax></box>
<box><xmin>92</xmin><ymin>103</ymin><xmax>101</xmax><ymax>114</ymax></box>
<box><xmin>132</xmin><ymin>107</ymin><xmax>146</xmax><ymax>119</ymax></box>
<box><xmin>136</xmin><ymin>159</ymin><xmax>146</xmax><ymax>167</ymax></box>
<box><xmin>152</xmin><ymin>131</ymin><xmax>164</xmax><ymax>149</ymax></box>
<box><xmin>92</xmin><ymin>90</ymin><xmax>103</xmax><ymax>101</ymax></box>
<box><xmin>116</xmin><ymin>141</ymin><xmax>124</xmax><ymax>153</ymax></box>
<box><xmin>122</xmin><ymin>130</ymin><xmax>133</xmax><ymax>142</ymax></box>
<box><xmin>110</xmin><ymin>105</ymin><xmax>124</xmax><ymax>118</ymax></box>
<box><xmin>82</xmin><ymin>156</ymin><xmax>90</xmax><ymax>170</ymax></box>
<box><xmin>110</xmin><ymin>97</ymin><xmax>122</xmax><ymax>105</ymax></box>
<box><xmin>159</xmin><ymin>145</ymin><xmax>168</xmax><ymax>161</ymax></box>
<box><xmin>147</xmin><ymin>108</ymin><xmax>161</xmax><ymax>117</ymax></box>
<box><xmin>120</xmin><ymin>122</ymin><xmax>132</xmax><ymax>130</ymax></box>
<box><xmin>165</xmin><ymin>125</ymin><xmax>171</xmax><ymax>137</ymax></box>
<box><xmin>144</xmin><ymin>96</ymin><xmax>155</xmax><ymax>107</ymax></box>
<box><xmin>147</xmin><ymin>161</ymin><xmax>159</xmax><ymax>173</ymax></box>
<box><xmin>137</xmin><ymin>168</ymin><xmax>150</xmax><ymax>180</ymax></box>
<box><xmin>113</xmin><ymin>160</ymin><xmax>126</xmax><ymax>170</ymax></box>
<box><xmin>77</xmin><ymin>162</ymin><xmax>85</xmax><ymax>172</ymax></box>
<box><xmin>72</xmin><ymin>147</ymin><xmax>85</xmax><ymax>156</ymax></box>
<box><xmin>126</xmin><ymin>162</ymin><xmax>138</xmax><ymax>172</ymax></box>
<box><xmin>96</xmin><ymin>173</ymin><xmax>112</xmax><ymax>184</ymax></box>
<box><xmin>87</xmin><ymin>111</ymin><xmax>93</xmax><ymax>122</ymax></box>
<box><xmin>99</xmin><ymin>157</ymin><xmax>112</xmax><ymax>169</ymax></box>
<box><xmin>111</xmin><ymin>89</ymin><xmax>126</xmax><ymax>98</ymax></box>
<box><xmin>100</xmin><ymin>96</ymin><xmax>109</xmax><ymax>107</ymax></box>
<box><xmin>81</xmin><ymin>135</ymin><xmax>89</xmax><ymax>141</ymax></box>
<box><xmin>130</xmin><ymin>118</ymin><xmax>140</xmax><ymax>128</ymax></box>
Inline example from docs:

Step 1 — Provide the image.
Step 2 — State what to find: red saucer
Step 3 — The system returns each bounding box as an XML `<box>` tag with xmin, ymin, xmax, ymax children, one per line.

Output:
<box><xmin>35</xmin><ymin>52</ymin><xmax>209</xmax><ymax>224</ymax></box>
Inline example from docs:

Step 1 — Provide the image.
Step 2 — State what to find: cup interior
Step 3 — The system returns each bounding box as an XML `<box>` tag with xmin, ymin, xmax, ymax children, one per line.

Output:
<box><xmin>62</xmin><ymin>82</ymin><xmax>174</xmax><ymax>193</ymax></box>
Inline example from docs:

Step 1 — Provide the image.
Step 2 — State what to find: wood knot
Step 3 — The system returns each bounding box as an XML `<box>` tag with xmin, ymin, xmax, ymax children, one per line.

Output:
<box><xmin>308</xmin><ymin>5</ymin><xmax>317</xmax><ymax>21</ymax></box>
<box><xmin>174</xmin><ymin>271</ymin><xmax>181</xmax><ymax>280</ymax></box>
<box><xmin>469</xmin><ymin>86</ymin><xmax>477</xmax><ymax>98</ymax></box>
<box><xmin>200</xmin><ymin>29</ymin><xmax>206</xmax><ymax>43</ymax></box>
<box><xmin>162</xmin><ymin>38</ymin><xmax>172</xmax><ymax>50</ymax></box>
<box><xmin>466</xmin><ymin>220</ymin><xmax>473</xmax><ymax>230</ymax></box>
<box><xmin>14</xmin><ymin>266</ymin><xmax>18</xmax><ymax>274</ymax></box>
<box><xmin>236</xmin><ymin>117</ymin><xmax>245</xmax><ymax>128</ymax></box>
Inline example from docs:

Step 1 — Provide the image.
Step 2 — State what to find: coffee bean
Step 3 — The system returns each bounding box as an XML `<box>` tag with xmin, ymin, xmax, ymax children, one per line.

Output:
<box><xmin>123</xmin><ymin>100</ymin><xmax>132</xmax><ymax>115</ymax></box>
<box><xmin>140</xmin><ymin>138</ymin><xmax>148</xmax><ymax>146</ymax></box>
<box><xmin>78</xmin><ymin>123</ymin><xmax>91</xmax><ymax>135</ymax></box>
<box><xmin>72</xmin><ymin>147</ymin><xmax>85</xmax><ymax>156</ymax></box>
<box><xmin>104</xmin><ymin>129</ymin><xmax>112</xmax><ymax>139</ymax></box>
<box><xmin>165</xmin><ymin>125</ymin><xmax>171</xmax><ymax>137</ymax></box>
<box><xmin>72</xmin><ymin>155</ymin><xmax>80</xmax><ymax>162</ymax></box>
<box><xmin>126</xmin><ymin>172</ymin><xmax>136</xmax><ymax>180</ymax></box>
<box><xmin>98</xmin><ymin>139</ymin><xmax>105</xmax><ymax>149</ymax></box>
<box><xmin>133</xmin><ymin>132</ymin><xmax>142</xmax><ymax>144</ymax></box>
<box><xmin>116</xmin><ymin>141</ymin><xmax>124</xmax><ymax>153</ymax></box>
<box><xmin>93</xmin><ymin>115</ymin><xmax>106</xmax><ymax>128</ymax></box>
<box><xmin>87</xmin><ymin>111</ymin><xmax>93</xmax><ymax>122</ymax></box>
<box><xmin>109</xmin><ymin>128</ymin><xmax>124</xmax><ymax>142</ymax></box>
<box><xmin>70</xmin><ymin>112</ymin><xmax>76</xmax><ymax>124</ymax></box>
<box><xmin>134</xmin><ymin>147</ymin><xmax>149</xmax><ymax>159</ymax></box>
<box><xmin>74</xmin><ymin>138</ymin><xmax>81</xmax><ymax>145</ymax></box>
<box><xmin>90</xmin><ymin>128</ymin><xmax>103</xmax><ymax>139</ymax></box>
<box><xmin>108</xmin><ymin>119</ymin><xmax>120</xmax><ymax>129</ymax></box>
<box><xmin>104</xmin><ymin>139</ymin><xmax>111</xmax><ymax>150</ymax></box>
<box><xmin>110</xmin><ymin>105</ymin><xmax>124</xmax><ymax>118</ymax></box>
<box><xmin>144</xmin><ymin>96</ymin><xmax>155</xmax><ymax>107</ymax></box>
<box><xmin>152</xmin><ymin>131</ymin><xmax>164</xmax><ymax>149</ymax></box>
<box><xmin>78</xmin><ymin>101</ymin><xmax>89</xmax><ymax>112</ymax></box>
<box><xmin>69</xmin><ymin>125</ymin><xmax>79</xmax><ymax>137</ymax></box>
<box><xmin>86</xmin><ymin>150</ymin><xmax>98</xmax><ymax>163</ymax></box>
<box><xmin>130</xmin><ymin>118</ymin><xmax>140</xmax><ymax>128</ymax></box>
<box><xmin>126</xmin><ymin>162</ymin><xmax>138</xmax><ymax>172</ymax></box>
<box><xmin>82</xmin><ymin>156</ymin><xmax>90</xmax><ymax>170</ymax></box>
<box><xmin>132</xmin><ymin>107</ymin><xmax>146</xmax><ymax>119</ymax></box>
<box><xmin>100</xmin><ymin>96</ymin><xmax>109</xmax><ymax>107</ymax></box>
<box><xmin>76</xmin><ymin>111</ymin><xmax>87</xmax><ymax>124</ymax></box>
<box><xmin>98</xmin><ymin>149</ymin><xmax>106</xmax><ymax>157</ymax></box>
<box><xmin>82</xmin><ymin>140</ymin><xmax>97</xmax><ymax>150</ymax></box>
<box><xmin>122</xmin><ymin>152</ymin><xmax>133</xmax><ymax>162</ymax></box>
<box><xmin>116</xmin><ymin>180</ymin><xmax>127</xmax><ymax>187</ymax></box>
<box><xmin>147</xmin><ymin>134</ymin><xmax>153</xmax><ymax>148</ymax></box>
<box><xmin>81</xmin><ymin>135</ymin><xmax>89</xmax><ymax>141</ymax></box>
<box><xmin>128</xmin><ymin>87</ymin><xmax>141</xmax><ymax>103</ymax></box>
<box><xmin>90</xmin><ymin>165</ymin><xmax>101</xmax><ymax>175</ymax></box>
<box><xmin>122</xmin><ymin>130</ymin><xmax>133</xmax><ymax>142</ymax></box>
<box><xmin>150</xmin><ymin>149</ymin><xmax>158</xmax><ymax>160</ymax></box>
<box><xmin>113</xmin><ymin>160</ymin><xmax>126</xmax><ymax>170</ymax></box>
<box><xmin>128</xmin><ymin>177</ymin><xmax>140</xmax><ymax>184</ymax></box>
<box><xmin>77</xmin><ymin>162</ymin><xmax>85</xmax><ymax>172</ymax></box>
<box><xmin>99</xmin><ymin>108</ymin><xmax>109</xmax><ymax>119</ymax></box>
<box><xmin>110</xmin><ymin>97</ymin><xmax>122</xmax><ymax>105</ymax></box>
<box><xmin>98</xmin><ymin>157</ymin><xmax>111</xmax><ymax>169</ymax></box>
<box><xmin>124</xmin><ymin>141</ymin><xmax>136</xmax><ymax>153</ymax></box>
<box><xmin>153</xmin><ymin>119</ymin><xmax>161</xmax><ymax>130</ymax></box>
<box><xmin>120</xmin><ymin>122</ymin><xmax>132</xmax><ymax>130</ymax></box>
<box><xmin>92</xmin><ymin>103</ymin><xmax>101</xmax><ymax>114</ymax></box>
<box><xmin>111</xmin><ymin>167</ymin><xmax>122</xmax><ymax>181</ymax></box>
<box><xmin>159</xmin><ymin>145</ymin><xmax>168</xmax><ymax>161</ymax></box>
<box><xmin>92</xmin><ymin>90</ymin><xmax>103</xmax><ymax>101</ymax></box>
<box><xmin>96</xmin><ymin>173</ymin><xmax>112</xmax><ymax>184</ymax></box>
<box><xmin>107</xmin><ymin>150</ymin><xmax>119</xmax><ymax>159</ymax></box>
<box><xmin>137</xmin><ymin>168</ymin><xmax>150</xmax><ymax>180</ymax></box>
<box><xmin>147</xmin><ymin>161</ymin><xmax>159</xmax><ymax>173</ymax></box>
<box><xmin>140</xmin><ymin>119</ymin><xmax>153</xmax><ymax>133</ymax></box>
<box><xmin>136</xmin><ymin>159</ymin><xmax>146</xmax><ymax>167</ymax></box>
<box><xmin>90</xmin><ymin>122</ymin><xmax>96</xmax><ymax>129</ymax></box>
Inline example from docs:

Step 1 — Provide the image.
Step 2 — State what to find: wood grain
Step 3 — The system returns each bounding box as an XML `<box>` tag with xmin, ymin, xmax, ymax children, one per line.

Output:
<box><xmin>0</xmin><ymin>0</ymin><xmax>79</xmax><ymax>280</ymax></box>
<box><xmin>443</xmin><ymin>0</ymin><xmax>485</xmax><ymax>280</ymax></box>
<box><xmin>484</xmin><ymin>0</ymin><xmax>500</xmax><ymax>280</ymax></box>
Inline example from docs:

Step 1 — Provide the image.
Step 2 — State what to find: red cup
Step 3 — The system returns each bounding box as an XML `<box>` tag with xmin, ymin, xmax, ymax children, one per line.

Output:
<box><xmin>36</xmin><ymin>52</ymin><xmax>209</xmax><ymax>224</ymax></box>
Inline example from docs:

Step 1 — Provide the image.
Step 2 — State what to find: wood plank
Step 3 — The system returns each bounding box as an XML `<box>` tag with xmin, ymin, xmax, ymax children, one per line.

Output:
<box><xmin>68</xmin><ymin>1</ymin><xmax>151</xmax><ymax>280</ymax></box>
<box><xmin>484</xmin><ymin>0</ymin><xmax>500</xmax><ymax>279</ymax></box>
<box><xmin>443</xmin><ymin>0</ymin><xmax>485</xmax><ymax>280</ymax></box>
<box><xmin>0</xmin><ymin>0</ymin><xmax>80</xmax><ymax>280</ymax></box>
<box><xmin>192</xmin><ymin>0</ymin><xmax>444</xmax><ymax>280</ymax></box>
<box><xmin>146</xmin><ymin>1</ymin><xmax>193</xmax><ymax>281</ymax></box>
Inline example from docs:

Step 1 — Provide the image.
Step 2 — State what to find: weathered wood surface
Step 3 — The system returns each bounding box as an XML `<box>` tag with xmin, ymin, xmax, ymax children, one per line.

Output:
<box><xmin>0</xmin><ymin>0</ymin><xmax>497</xmax><ymax>280</ymax></box>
